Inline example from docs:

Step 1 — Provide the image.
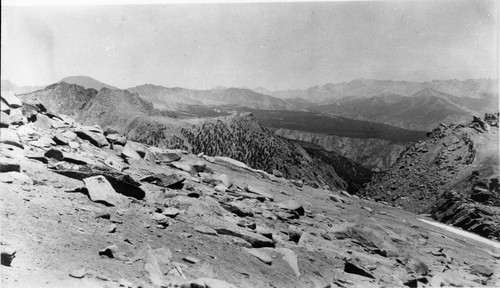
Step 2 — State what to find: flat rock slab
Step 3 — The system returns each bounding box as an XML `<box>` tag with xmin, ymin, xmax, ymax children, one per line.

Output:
<box><xmin>155</xmin><ymin>152</ymin><xmax>181</xmax><ymax>164</ymax></box>
<box><xmin>0</xmin><ymin>128</ymin><xmax>24</xmax><ymax>149</ymax></box>
<box><xmin>194</xmin><ymin>226</ymin><xmax>218</xmax><ymax>236</ymax></box>
<box><xmin>140</xmin><ymin>173</ymin><xmax>185</xmax><ymax>189</ymax></box>
<box><xmin>245</xmin><ymin>185</ymin><xmax>274</xmax><ymax>201</ymax></box>
<box><xmin>1</xmin><ymin>94</ymin><xmax>23</xmax><ymax>108</ymax></box>
<box><xmin>243</xmin><ymin>248</ymin><xmax>272</xmax><ymax>265</ymax></box>
<box><xmin>215</xmin><ymin>225</ymin><xmax>275</xmax><ymax>248</ymax></box>
<box><xmin>50</xmin><ymin>166</ymin><xmax>145</xmax><ymax>199</ymax></box>
<box><xmin>75</xmin><ymin>130</ymin><xmax>108</xmax><ymax>148</ymax></box>
<box><xmin>83</xmin><ymin>175</ymin><xmax>129</xmax><ymax>207</ymax></box>
<box><xmin>274</xmin><ymin>248</ymin><xmax>301</xmax><ymax>278</ymax></box>
<box><xmin>121</xmin><ymin>143</ymin><xmax>142</xmax><ymax>160</ymax></box>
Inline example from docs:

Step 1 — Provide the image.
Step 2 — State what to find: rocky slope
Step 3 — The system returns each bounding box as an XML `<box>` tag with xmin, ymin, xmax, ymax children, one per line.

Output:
<box><xmin>125</xmin><ymin>113</ymin><xmax>348</xmax><ymax>190</ymax></box>
<box><xmin>361</xmin><ymin>114</ymin><xmax>500</xmax><ymax>240</ymax></box>
<box><xmin>2</xmin><ymin>93</ymin><xmax>500</xmax><ymax>288</ymax></box>
<box><xmin>17</xmin><ymin>84</ymin><xmax>351</xmax><ymax>190</ymax></box>
<box><xmin>273</xmin><ymin>128</ymin><xmax>408</xmax><ymax>171</ymax></box>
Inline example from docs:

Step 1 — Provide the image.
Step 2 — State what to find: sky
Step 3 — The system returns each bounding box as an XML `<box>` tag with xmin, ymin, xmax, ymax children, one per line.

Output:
<box><xmin>1</xmin><ymin>0</ymin><xmax>498</xmax><ymax>90</ymax></box>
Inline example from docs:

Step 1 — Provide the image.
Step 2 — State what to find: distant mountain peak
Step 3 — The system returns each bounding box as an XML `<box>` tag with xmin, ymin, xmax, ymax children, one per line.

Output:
<box><xmin>58</xmin><ymin>76</ymin><xmax>118</xmax><ymax>91</ymax></box>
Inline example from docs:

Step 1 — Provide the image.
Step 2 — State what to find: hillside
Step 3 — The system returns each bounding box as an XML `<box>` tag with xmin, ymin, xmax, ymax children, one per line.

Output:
<box><xmin>17</xmin><ymin>83</ymin><xmax>154</xmax><ymax>130</ymax></box>
<box><xmin>2</xmin><ymin>92</ymin><xmax>500</xmax><ymax>288</ymax></box>
<box><xmin>17</xmin><ymin>82</ymin><xmax>98</xmax><ymax>118</ymax></box>
<box><xmin>16</xmin><ymin>83</ymin><xmax>357</xmax><ymax>190</ymax></box>
<box><xmin>125</xmin><ymin>113</ymin><xmax>349</xmax><ymax>190</ymax></box>
<box><xmin>273</xmin><ymin>128</ymin><xmax>408</xmax><ymax>171</ymax></box>
<box><xmin>311</xmin><ymin>88</ymin><xmax>498</xmax><ymax>131</ymax></box>
<box><xmin>128</xmin><ymin>84</ymin><xmax>295</xmax><ymax>111</ymax></box>
<box><xmin>58</xmin><ymin>76</ymin><xmax>119</xmax><ymax>90</ymax></box>
<box><xmin>361</xmin><ymin>114</ymin><xmax>500</xmax><ymax>240</ymax></box>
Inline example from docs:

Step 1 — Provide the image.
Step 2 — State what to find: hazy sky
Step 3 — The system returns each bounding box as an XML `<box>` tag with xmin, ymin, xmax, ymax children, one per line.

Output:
<box><xmin>1</xmin><ymin>1</ymin><xmax>498</xmax><ymax>90</ymax></box>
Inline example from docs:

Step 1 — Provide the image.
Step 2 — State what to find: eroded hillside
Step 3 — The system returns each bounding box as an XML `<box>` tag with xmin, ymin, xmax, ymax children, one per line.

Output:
<box><xmin>361</xmin><ymin>114</ymin><xmax>500</xmax><ymax>240</ymax></box>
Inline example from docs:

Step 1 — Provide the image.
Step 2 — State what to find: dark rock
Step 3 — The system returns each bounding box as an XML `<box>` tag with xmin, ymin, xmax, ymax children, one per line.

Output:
<box><xmin>0</xmin><ymin>158</ymin><xmax>20</xmax><ymax>173</ymax></box>
<box><xmin>140</xmin><ymin>173</ymin><xmax>185</xmax><ymax>189</ymax></box>
<box><xmin>1</xmin><ymin>247</ymin><xmax>16</xmax><ymax>266</ymax></box>
<box><xmin>192</xmin><ymin>162</ymin><xmax>206</xmax><ymax>172</ymax></box>
<box><xmin>99</xmin><ymin>244</ymin><xmax>118</xmax><ymax>258</ymax></box>
<box><xmin>344</xmin><ymin>260</ymin><xmax>375</xmax><ymax>279</ymax></box>
<box><xmin>183</xmin><ymin>256</ymin><xmax>200</xmax><ymax>264</ymax></box>
<box><xmin>44</xmin><ymin>149</ymin><xmax>64</xmax><ymax>161</ymax></box>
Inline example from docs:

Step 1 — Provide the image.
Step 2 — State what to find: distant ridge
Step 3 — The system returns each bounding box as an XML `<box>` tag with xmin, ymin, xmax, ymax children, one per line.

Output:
<box><xmin>58</xmin><ymin>76</ymin><xmax>118</xmax><ymax>91</ymax></box>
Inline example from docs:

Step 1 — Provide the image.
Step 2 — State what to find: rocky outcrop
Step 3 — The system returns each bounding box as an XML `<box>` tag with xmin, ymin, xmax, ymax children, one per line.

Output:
<box><xmin>362</xmin><ymin>114</ymin><xmax>500</xmax><ymax>240</ymax></box>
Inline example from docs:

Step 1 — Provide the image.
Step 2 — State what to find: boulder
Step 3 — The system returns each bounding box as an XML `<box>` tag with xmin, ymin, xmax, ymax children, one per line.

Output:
<box><xmin>33</xmin><ymin>114</ymin><xmax>53</xmax><ymax>130</ymax></box>
<box><xmin>75</xmin><ymin>130</ymin><xmax>108</xmax><ymax>148</ymax></box>
<box><xmin>105</xmin><ymin>134</ymin><xmax>127</xmax><ymax>146</ymax></box>
<box><xmin>156</xmin><ymin>152</ymin><xmax>181</xmax><ymax>164</ymax></box>
<box><xmin>121</xmin><ymin>143</ymin><xmax>142</xmax><ymax>160</ymax></box>
<box><xmin>44</xmin><ymin>149</ymin><xmax>64</xmax><ymax>161</ymax></box>
<box><xmin>219</xmin><ymin>174</ymin><xmax>233</xmax><ymax>188</ymax></box>
<box><xmin>272</xmin><ymin>169</ymin><xmax>283</xmax><ymax>178</ymax></box>
<box><xmin>83</xmin><ymin>175</ymin><xmax>129</xmax><ymax>207</ymax></box>
<box><xmin>290</xmin><ymin>179</ymin><xmax>303</xmax><ymax>188</ymax></box>
<box><xmin>276</xmin><ymin>199</ymin><xmax>305</xmax><ymax>216</ymax></box>
<box><xmin>99</xmin><ymin>244</ymin><xmax>119</xmax><ymax>258</ymax></box>
<box><xmin>1</xmin><ymin>246</ymin><xmax>16</xmax><ymax>266</ymax></box>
